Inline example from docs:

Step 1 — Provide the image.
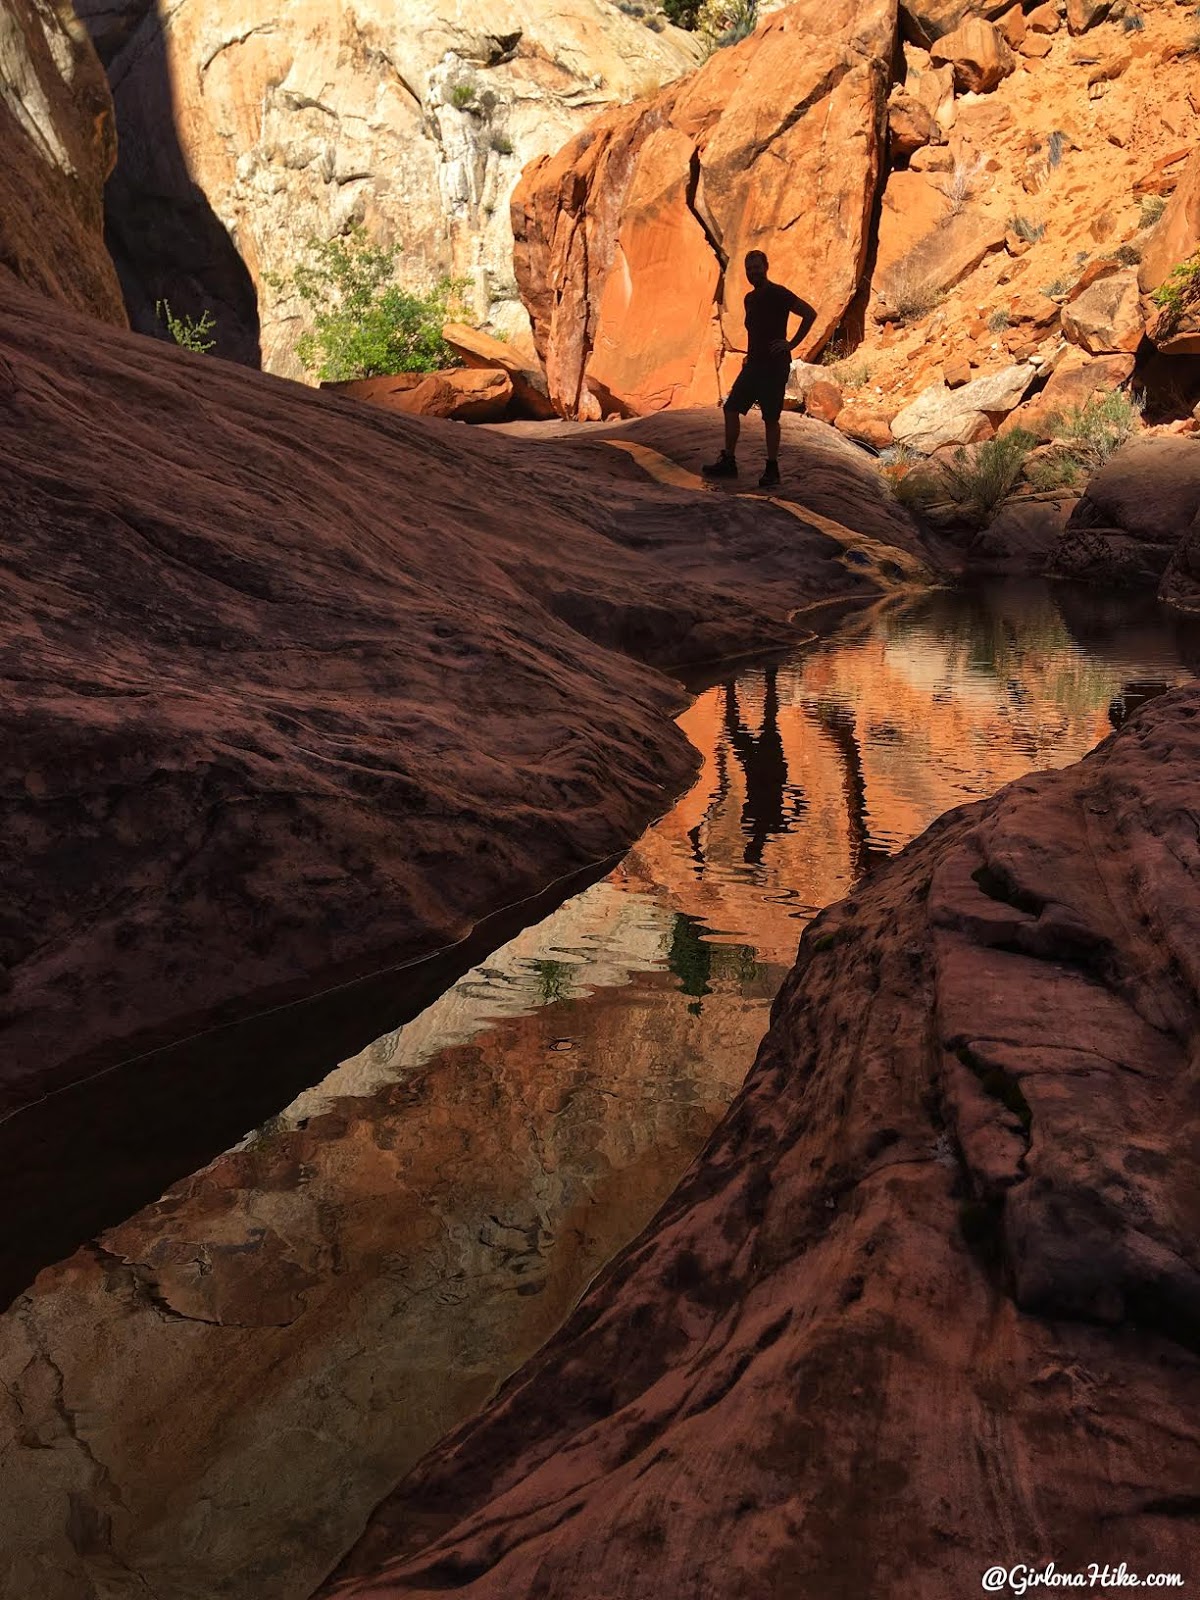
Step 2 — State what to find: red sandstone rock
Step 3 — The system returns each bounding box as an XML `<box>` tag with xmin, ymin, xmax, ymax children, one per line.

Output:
<box><xmin>1060</xmin><ymin>267</ymin><xmax>1144</xmax><ymax>352</ymax></box>
<box><xmin>324</xmin><ymin>368</ymin><xmax>514</xmax><ymax>423</ymax></box>
<box><xmin>1051</xmin><ymin>435</ymin><xmax>1200</xmax><ymax>583</ymax></box>
<box><xmin>1027</xmin><ymin>2</ymin><xmax>1060</xmax><ymax>31</ymax></box>
<box><xmin>0</xmin><ymin>0</ymin><xmax>125</xmax><ymax>323</ymax></box>
<box><xmin>835</xmin><ymin>403</ymin><xmax>895</xmax><ymax>448</ymax></box>
<box><xmin>943</xmin><ymin>355</ymin><xmax>972</xmax><ymax>386</ymax></box>
<box><xmin>1066</xmin><ymin>0</ymin><xmax>1120</xmax><ymax>32</ymax></box>
<box><xmin>999</xmin><ymin>349</ymin><xmax>1135</xmax><ymax>439</ymax></box>
<box><xmin>321</xmin><ymin>685</ymin><xmax>1200</xmax><ymax>1599</ymax></box>
<box><xmin>511</xmin><ymin>0</ymin><xmax>894</xmax><ymax>418</ymax></box>
<box><xmin>930</xmin><ymin>17</ymin><xmax>1017</xmax><ymax>92</ymax></box>
<box><xmin>888</xmin><ymin>88</ymin><xmax>941</xmax><ymax>156</ymax></box>
<box><xmin>441</xmin><ymin>325</ymin><xmax>558</xmax><ymax>420</ymax></box>
<box><xmin>1019</xmin><ymin>29</ymin><xmax>1054</xmax><ymax>56</ymax></box>
<box><xmin>1139</xmin><ymin>145</ymin><xmax>1200</xmax><ymax>335</ymax></box>
<box><xmin>804</xmin><ymin>378</ymin><xmax>845</xmax><ymax>422</ymax></box>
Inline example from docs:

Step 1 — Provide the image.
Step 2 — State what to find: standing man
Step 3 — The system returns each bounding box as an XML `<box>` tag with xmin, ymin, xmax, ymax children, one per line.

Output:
<box><xmin>703</xmin><ymin>250</ymin><xmax>816</xmax><ymax>489</ymax></box>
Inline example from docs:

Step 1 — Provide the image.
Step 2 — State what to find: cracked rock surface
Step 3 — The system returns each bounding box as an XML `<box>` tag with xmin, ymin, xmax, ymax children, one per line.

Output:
<box><xmin>323</xmin><ymin>685</ymin><xmax>1200</xmax><ymax>1598</ymax></box>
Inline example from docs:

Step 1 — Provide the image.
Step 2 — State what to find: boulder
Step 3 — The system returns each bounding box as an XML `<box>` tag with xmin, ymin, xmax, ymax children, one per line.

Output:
<box><xmin>71</xmin><ymin>0</ymin><xmax>701</xmax><ymax>373</ymax></box>
<box><xmin>1066</xmin><ymin>0</ymin><xmax>1120</xmax><ymax>31</ymax></box>
<box><xmin>805</xmin><ymin>379</ymin><xmax>845</xmax><ymax>423</ymax></box>
<box><xmin>968</xmin><ymin>495</ymin><xmax>1076</xmax><ymax>567</ymax></box>
<box><xmin>891</xmin><ymin>365</ymin><xmax>1035</xmax><ymax>451</ymax></box>
<box><xmin>512</xmin><ymin>0</ymin><xmax>896</xmax><ymax>419</ymax></box>
<box><xmin>1019</xmin><ymin>30</ymin><xmax>1054</xmax><ymax>56</ymax></box>
<box><xmin>0</xmin><ymin>0</ymin><xmax>125</xmax><ymax>323</ymax></box>
<box><xmin>1060</xmin><ymin>268</ymin><xmax>1145</xmax><ymax>353</ymax></box>
<box><xmin>944</xmin><ymin>356</ymin><xmax>972</xmax><ymax>387</ymax></box>
<box><xmin>1050</xmin><ymin>435</ymin><xmax>1200</xmax><ymax>582</ymax></box>
<box><xmin>1160</xmin><ymin>506</ymin><xmax>1200</xmax><ymax>610</ymax></box>
<box><xmin>1026</xmin><ymin>2</ymin><xmax>1061</xmax><ymax>30</ymax></box>
<box><xmin>900</xmin><ymin>0</ymin><xmax>1009</xmax><ymax>47</ymax></box>
<box><xmin>835</xmin><ymin>403</ymin><xmax>895</xmax><ymax>449</ymax></box>
<box><xmin>930</xmin><ymin>17</ymin><xmax>1016</xmax><ymax>92</ymax></box>
<box><xmin>784</xmin><ymin>360</ymin><xmax>826</xmax><ymax>410</ymax></box>
<box><xmin>999</xmin><ymin>350</ymin><xmax>1135</xmax><ymax>440</ymax></box>
<box><xmin>888</xmin><ymin>88</ymin><xmax>941</xmax><ymax>157</ymax></box>
<box><xmin>441</xmin><ymin>323</ymin><xmax>557</xmax><ymax>420</ymax></box>
<box><xmin>324</xmin><ymin>367</ymin><xmax>514</xmax><ymax>422</ymax></box>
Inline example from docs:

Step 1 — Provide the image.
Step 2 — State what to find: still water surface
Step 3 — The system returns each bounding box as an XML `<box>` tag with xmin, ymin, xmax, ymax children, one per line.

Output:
<box><xmin>2</xmin><ymin>581</ymin><xmax>1197</xmax><ymax>1600</ymax></box>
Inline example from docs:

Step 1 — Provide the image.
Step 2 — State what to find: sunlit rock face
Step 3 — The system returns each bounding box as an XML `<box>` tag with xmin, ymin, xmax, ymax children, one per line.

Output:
<box><xmin>72</xmin><ymin>0</ymin><xmax>699</xmax><ymax>373</ymax></box>
<box><xmin>0</xmin><ymin>0</ymin><xmax>124</xmax><ymax>320</ymax></box>
<box><xmin>512</xmin><ymin>0</ymin><xmax>893</xmax><ymax>417</ymax></box>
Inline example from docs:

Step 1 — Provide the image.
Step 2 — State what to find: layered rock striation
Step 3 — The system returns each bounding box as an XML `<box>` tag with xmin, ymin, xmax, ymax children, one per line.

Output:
<box><xmin>511</xmin><ymin>0</ymin><xmax>893</xmax><ymax>418</ymax></box>
<box><xmin>324</xmin><ymin>683</ymin><xmax>1200</xmax><ymax>1598</ymax></box>
<box><xmin>0</xmin><ymin>0</ymin><xmax>124</xmax><ymax>322</ymax></box>
<box><xmin>72</xmin><ymin>0</ymin><xmax>700</xmax><ymax>372</ymax></box>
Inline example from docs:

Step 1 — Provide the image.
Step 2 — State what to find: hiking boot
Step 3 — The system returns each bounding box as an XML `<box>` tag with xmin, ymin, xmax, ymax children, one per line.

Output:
<box><xmin>702</xmin><ymin>450</ymin><xmax>738</xmax><ymax>480</ymax></box>
<box><xmin>758</xmin><ymin>459</ymin><xmax>781</xmax><ymax>489</ymax></box>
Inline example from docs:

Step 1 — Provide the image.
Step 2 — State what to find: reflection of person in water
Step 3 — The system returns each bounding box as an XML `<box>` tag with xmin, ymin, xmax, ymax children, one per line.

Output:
<box><xmin>724</xmin><ymin>668</ymin><xmax>790</xmax><ymax>865</ymax></box>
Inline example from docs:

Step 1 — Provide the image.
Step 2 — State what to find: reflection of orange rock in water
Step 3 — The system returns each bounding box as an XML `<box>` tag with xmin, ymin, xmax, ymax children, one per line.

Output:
<box><xmin>623</xmin><ymin>590</ymin><xmax>1131</xmax><ymax>966</ymax></box>
<box><xmin>0</xmin><ymin>931</ymin><xmax>760</xmax><ymax>1600</ymax></box>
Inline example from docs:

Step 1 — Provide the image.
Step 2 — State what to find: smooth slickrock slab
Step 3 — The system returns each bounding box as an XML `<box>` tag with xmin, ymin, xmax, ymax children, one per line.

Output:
<box><xmin>322</xmin><ymin>685</ymin><xmax>1200</xmax><ymax>1600</ymax></box>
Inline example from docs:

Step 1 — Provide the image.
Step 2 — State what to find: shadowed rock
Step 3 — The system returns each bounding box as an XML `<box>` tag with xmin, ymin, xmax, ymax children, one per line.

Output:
<box><xmin>322</xmin><ymin>684</ymin><xmax>1200</xmax><ymax>1599</ymax></box>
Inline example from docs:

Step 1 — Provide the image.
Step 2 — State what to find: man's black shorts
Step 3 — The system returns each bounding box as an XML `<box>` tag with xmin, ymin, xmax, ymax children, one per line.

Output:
<box><xmin>724</xmin><ymin>354</ymin><xmax>791</xmax><ymax>424</ymax></box>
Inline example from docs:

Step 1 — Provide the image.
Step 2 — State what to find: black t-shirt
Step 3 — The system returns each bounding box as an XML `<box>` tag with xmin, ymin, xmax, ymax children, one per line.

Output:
<box><xmin>744</xmin><ymin>282</ymin><xmax>814</xmax><ymax>361</ymax></box>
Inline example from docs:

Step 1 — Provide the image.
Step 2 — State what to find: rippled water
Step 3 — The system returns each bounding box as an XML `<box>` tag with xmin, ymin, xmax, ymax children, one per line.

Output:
<box><xmin>2</xmin><ymin>581</ymin><xmax>1197</xmax><ymax>1600</ymax></box>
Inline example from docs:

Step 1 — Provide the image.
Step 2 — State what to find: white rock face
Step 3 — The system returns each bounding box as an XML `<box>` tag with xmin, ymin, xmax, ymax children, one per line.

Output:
<box><xmin>76</xmin><ymin>0</ymin><xmax>700</xmax><ymax>375</ymax></box>
<box><xmin>891</xmin><ymin>364</ymin><xmax>1035</xmax><ymax>452</ymax></box>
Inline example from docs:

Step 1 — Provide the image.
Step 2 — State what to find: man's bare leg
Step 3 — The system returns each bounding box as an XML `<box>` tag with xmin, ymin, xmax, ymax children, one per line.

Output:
<box><xmin>764</xmin><ymin>418</ymin><xmax>781</xmax><ymax>464</ymax></box>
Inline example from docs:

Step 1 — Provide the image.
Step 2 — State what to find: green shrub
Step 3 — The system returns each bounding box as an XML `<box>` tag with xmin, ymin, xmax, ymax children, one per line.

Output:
<box><xmin>1151</xmin><ymin>250</ymin><xmax>1200</xmax><ymax>335</ymax></box>
<box><xmin>936</xmin><ymin>430</ymin><xmax>1034</xmax><ymax>526</ymax></box>
<box><xmin>1025</xmin><ymin>452</ymin><xmax>1082</xmax><ymax>491</ymax></box>
<box><xmin>1047</xmin><ymin>389</ymin><xmax>1142</xmax><ymax>468</ymax></box>
<box><xmin>887</xmin><ymin>264</ymin><xmax>944</xmax><ymax>324</ymax></box>
<box><xmin>272</xmin><ymin>228</ymin><xmax>467</xmax><ymax>382</ymax></box>
<box><xmin>157</xmin><ymin>299</ymin><xmax>217</xmax><ymax>354</ymax></box>
<box><xmin>662</xmin><ymin>0</ymin><xmax>703</xmax><ymax>22</ymax></box>
<box><xmin>450</xmin><ymin>80</ymin><xmax>477</xmax><ymax>109</ymax></box>
<box><xmin>489</xmin><ymin>131</ymin><xmax>515</xmax><ymax>155</ymax></box>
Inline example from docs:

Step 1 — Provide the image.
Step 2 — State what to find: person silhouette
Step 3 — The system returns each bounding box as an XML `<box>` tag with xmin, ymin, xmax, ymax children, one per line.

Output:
<box><xmin>703</xmin><ymin>250</ymin><xmax>815</xmax><ymax>489</ymax></box>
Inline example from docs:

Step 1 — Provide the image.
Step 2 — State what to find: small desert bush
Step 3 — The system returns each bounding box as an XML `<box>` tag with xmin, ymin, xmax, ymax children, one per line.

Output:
<box><xmin>937</xmin><ymin>431</ymin><xmax>1035</xmax><ymax>525</ymax></box>
<box><xmin>887</xmin><ymin>432</ymin><xmax>1034</xmax><ymax>526</ymax></box>
<box><xmin>1041</xmin><ymin>275</ymin><xmax>1076</xmax><ymax>299</ymax></box>
<box><xmin>887</xmin><ymin>265</ymin><xmax>944</xmax><ymax>325</ymax></box>
<box><xmin>1046</xmin><ymin>389</ymin><xmax>1142</xmax><ymax>468</ymax></box>
<box><xmin>822</xmin><ymin>353</ymin><xmax>872</xmax><ymax>388</ymax></box>
<box><xmin>1122</xmin><ymin>11</ymin><xmax>1145</xmax><ymax>30</ymax></box>
<box><xmin>1025</xmin><ymin>452</ymin><xmax>1083</xmax><ymax>491</ymax></box>
<box><xmin>947</xmin><ymin>151</ymin><xmax>988</xmax><ymax>214</ymax></box>
<box><xmin>987</xmin><ymin>308</ymin><xmax>1011</xmax><ymax>332</ymax></box>
<box><xmin>1008</xmin><ymin>214</ymin><xmax>1046</xmax><ymax>244</ymax></box>
<box><xmin>157</xmin><ymin>300</ymin><xmax>217</xmax><ymax>353</ymax></box>
<box><xmin>1047</xmin><ymin>130</ymin><xmax>1066</xmax><ymax>168</ymax></box>
<box><xmin>450</xmin><ymin>80</ymin><xmax>478</xmax><ymax>109</ymax></box>
<box><xmin>1139</xmin><ymin>193</ymin><xmax>1167</xmax><ymax>227</ymax></box>
<box><xmin>489</xmin><ymin>131</ymin><xmax>515</xmax><ymax>155</ymax></box>
<box><xmin>270</xmin><ymin>227</ymin><xmax>467</xmax><ymax>382</ymax></box>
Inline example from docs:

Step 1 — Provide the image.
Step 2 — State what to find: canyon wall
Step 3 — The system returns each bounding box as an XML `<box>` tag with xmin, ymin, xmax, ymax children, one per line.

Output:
<box><xmin>72</xmin><ymin>0</ymin><xmax>700</xmax><ymax>374</ymax></box>
<box><xmin>0</xmin><ymin>0</ymin><xmax>124</xmax><ymax>321</ymax></box>
<box><xmin>325</xmin><ymin>680</ymin><xmax>1200</xmax><ymax>1598</ymax></box>
<box><xmin>512</xmin><ymin>0</ymin><xmax>894</xmax><ymax>419</ymax></box>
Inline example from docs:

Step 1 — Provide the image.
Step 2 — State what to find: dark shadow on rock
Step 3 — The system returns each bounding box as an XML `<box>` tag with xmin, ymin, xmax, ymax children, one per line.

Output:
<box><xmin>76</xmin><ymin>0</ymin><xmax>261</xmax><ymax>365</ymax></box>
